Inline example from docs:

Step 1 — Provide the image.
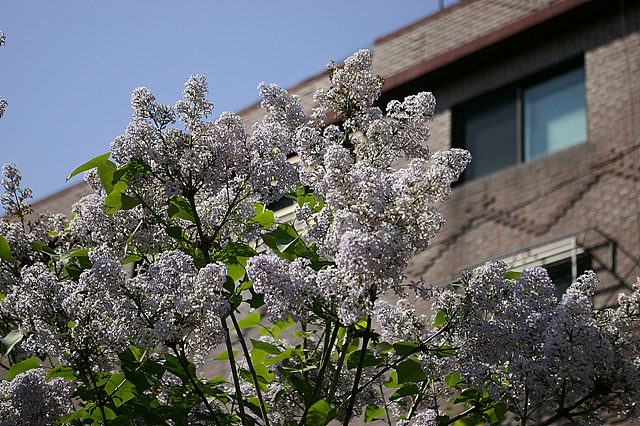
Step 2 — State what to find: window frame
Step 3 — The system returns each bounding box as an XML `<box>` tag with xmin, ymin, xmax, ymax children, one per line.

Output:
<box><xmin>453</xmin><ymin>58</ymin><xmax>586</xmax><ymax>182</ymax></box>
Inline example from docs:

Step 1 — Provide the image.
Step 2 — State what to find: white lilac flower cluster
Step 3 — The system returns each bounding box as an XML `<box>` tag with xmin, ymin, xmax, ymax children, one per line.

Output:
<box><xmin>397</xmin><ymin>409</ymin><xmax>439</xmax><ymax>426</ymax></box>
<box><xmin>124</xmin><ymin>250</ymin><xmax>229</xmax><ymax>364</ymax></box>
<box><xmin>107</xmin><ymin>74</ymin><xmax>298</xmax><ymax>247</ymax></box>
<box><xmin>68</xmin><ymin>191</ymin><xmax>172</xmax><ymax>258</ymax></box>
<box><xmin>0</xmin><ymin>164</ymin><xmax>66</xmax><ymax>291</ymax></box>
<box><xmin>0</xmin><ymin>368</ymin><xmax>74</xmax><ymax>426</ymax></box>
<box><xmin>0</xmin><ymin>30</ymin><xmax>5</xmax><ymax>120</ymax></box>
<box><xmin>433</xmin><ymin>260</ymin><xmax>640</xmax><ymax>420</ymax></box>
<box><xmin>2</xmin><ymin>254</ymin><xmax>131</xmax><ymax>369</ymax></box>
<box><xmin>248</xmin><ymin>49</ymin><xmax>471</xmax><ymax>325</ymax></box>
<box><xmin>1</xmin><ymin>163</ymin><xmax>33</xmax><ymax>219</ymax></box>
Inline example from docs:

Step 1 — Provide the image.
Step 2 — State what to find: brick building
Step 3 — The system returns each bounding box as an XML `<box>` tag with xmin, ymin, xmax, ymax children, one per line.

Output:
<box><xmin>30</xmin><ymin>0</ymin><xmax>640</xmax><ymax>307</ymax></box>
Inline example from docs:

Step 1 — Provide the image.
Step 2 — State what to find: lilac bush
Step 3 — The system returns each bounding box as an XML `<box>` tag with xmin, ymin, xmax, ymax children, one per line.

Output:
<box><xmin>0</xmin><ymin>46</ymin><xmax>638</xmax><ymax>425</ymax></box>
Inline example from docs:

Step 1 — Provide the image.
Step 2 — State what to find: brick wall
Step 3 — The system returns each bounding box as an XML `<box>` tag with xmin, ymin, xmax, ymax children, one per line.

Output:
<box><xmin>372</xmin><ymin>0</ymin><xmax>565</xmax><ymax>78</ymax></box>
<box><xmin>406</xmin><ymin>2</ymin><xmax>640</xmax><ymax>310</ymax></box>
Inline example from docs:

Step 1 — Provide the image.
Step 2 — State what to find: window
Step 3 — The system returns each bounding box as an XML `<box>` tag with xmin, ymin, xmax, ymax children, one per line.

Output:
<box><xmin>523</xmin><ymin>68</ymin><xmax>587</xmax><ymax>161</ymax></box>
<box><xmin>454</xmin><ymin>65</ymin><xmax>587</xmax><ymax>181</ymax></box>
<box><xmin>544</xmin><ymin>254</ymin><xmax>592</xmax><ymax>298</ymax></box>
<box><xmin>499</xmin><ymin>236</ymin><xmax>591</xmax><ymax>297</ymax></box>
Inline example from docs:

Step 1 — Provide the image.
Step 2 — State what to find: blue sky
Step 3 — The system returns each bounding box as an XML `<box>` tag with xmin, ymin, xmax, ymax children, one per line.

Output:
<box><xmin>0</xmin><ymin>0</ymin><xmax>457</xmax><ymax>202</ymax></box>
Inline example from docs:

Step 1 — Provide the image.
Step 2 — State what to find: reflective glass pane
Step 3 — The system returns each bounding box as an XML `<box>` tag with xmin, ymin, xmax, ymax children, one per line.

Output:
<box><xmin>524</xmin><ymin>68</ymin><xmax>587</xmax><ymax>161</ymax></box>
<box><xmin>462</xmin><ymin>92</ymin><xmax>517</xmax><ymax>179</ymax></box>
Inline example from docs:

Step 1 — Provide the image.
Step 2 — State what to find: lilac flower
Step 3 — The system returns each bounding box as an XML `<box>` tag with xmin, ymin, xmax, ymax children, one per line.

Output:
<box><xmin>176</xmin><ymin>74</ymin><xmax>214</xmax><ymax>126</ymax></box>
<box><xmin>1</xmin><ymin>163</ymin><xmax>33</xmax><ymax>218</ymax></box>
<box><xmin>258</xmin><ymin>82</ymin><xmax>307</xmax><ymax>129</ymax></box>
<box><xmin>0</xmin><ymin>368</ymin><xmax>74</xmax><ymax>426</ymax></box>
<box><xmin>0</xmin><ymin>97</ymin><xmax>7</xmax><ymax>119</ymax></box>
<box><xmin>125</xmin><ymin>250</ymin><xmax>228</xmax><ymax>364</ymax></box>
<box><xmin>246</xmin><ymin>254</ymin><xmax>318</xmax><ymax>323</ymax></box>
<box><xmin>3</xmin><ymin>256</ymin><xmax>131</xmax><ymax>369</ymax></box>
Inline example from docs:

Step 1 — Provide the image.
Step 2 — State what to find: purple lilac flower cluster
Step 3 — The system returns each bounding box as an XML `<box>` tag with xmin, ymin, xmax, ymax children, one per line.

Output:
<box><xmin>125</xmin><ymin>250</ymin><xmax>229</xmax><ymax>364</ymax></box>
<box><xmin>433</xmin><ymin>261</ymin><xmax>640</xmax><ymax>421</ymax></box>
<box><xmin>3</xmin><ymin>255</ymin><xmax>131</xmax><ymax>369</ymax></box>
<box><xmin>0</xmin><ymin>368</ymin><xmax>74</xmax><ymax>425</ymax></box>
<box><xmin>0</xmin><ymin>30</ymin><xmax>6</xmax><ymax>119</ymax></box>
<box><xmin>248</xmin><ymin>50</ymin><xmax>471</xmax><ymax>325</ymax></box>
<box><xmin>107</xmin><ymin>74</ymin><xmax>298</xmax><ymax>247</ymax></box>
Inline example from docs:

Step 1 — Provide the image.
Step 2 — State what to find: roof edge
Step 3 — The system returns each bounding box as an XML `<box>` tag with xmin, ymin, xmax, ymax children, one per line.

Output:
<box><xmin>383</xmin><ymin>0</ymin><xmax>594</xmax><ymax>92</ymax></box>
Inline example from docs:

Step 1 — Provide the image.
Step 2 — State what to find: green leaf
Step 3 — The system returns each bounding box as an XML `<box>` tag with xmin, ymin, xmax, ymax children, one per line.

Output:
<box><xmin>434</xmin><ymin>345</ymin><xmax>456</xmax><ymax>358</ymax></box>
<box><xmin>384</xmin><ymin>371</ymin><xmax>400</xmax><ymax>389</ymax></box>
<box><xmin>207</xmin><ymin>376</ymin><xmax>227</xmax><ymax>386</ymax></box>
<box><xmin>59</xmin><ymin>248</ymin><xmax>90</xmax><ymax>263</ymax></box>
<box><xmin>484</xmin><ymin>403</ymin><xmax>508</xmax><ymax>424</ymax></box>
<box><xmin>109</xmin><ymin>415</ymin><xmax>139</xmax><ymax>426</ymax></box>
<box><xmin>250</xmin><ymin>348</ymin><xmax>269</xmax><ymax>366</ymax></box>
<box><xmin>307</xmin><ymin>399</ymin><xmax>337</xmax><ymax>426</ymax></box>
<box><xmin>96</xmin><ymin>160</ymin><xmax>118</xmax><ymax>194</ymax></box>
<box><xmin>346</xmin><ymin>349</ymin><xmax>383</xmax><ymax>370</ymax></box>
<box><xmin>240</xmin><ymin>363</ymin><xmax>273</xmax><ymax>391</ymax></box>
<box><xmin>122</xmin><ymin>254</ymin><xmax>142</xmax><ymax>265</ymax></box>
<box><xmin>248</xmin><ymin>290</ymin><xmax>265</xmax><ymax>310</ymax></box>
<box><xmin>393</xmin><ymin>342</ymin><xmax>418</xmax><ymax>357</ymax></box>
<box><xmin>105</xmin><ymin>191</ymin><xmax>142</xmax><ymax>214</ymax></box>
<box><xmin>0</xmin><ymin>330</ymin><xmax>23</xmax><ymax>357</ymax></box>
<box><xmin>250</xmin><ymin>339</ymin><xmax>281</xmax><ymax>355</ymax></box>
<box><xmin>105</xmin><ymin>374</ymin><xmax>135</xmax><ymax>407</ymax></box>
<box><xmin>245</xmin><ymin>398</ymin><xmax>265</xmax><ymax>420</ymax></box>
<box><xmin>0</xmin><ymin>236</ymin><xmax>14</xmax><ymax>264</ymax></box>
<box><xmin>297</xmin><ymin>191</ymin><xmax>324</xmax><ymax>211</ymax></box>
<box><xmin>445</xmin><ymin>372</ymin><xmax>465</xmax><ymax>387</ymax></box>
<box><xmin>236</xmin><ymin>279</ymin><xmax>253</xmax><ymax>293</ymax></box>
<box><xmin>226</xmin><ymin>263</ymin><xmax>246</xmax><ymax>282</ymax></box>
<box><xmin>433</xmin><ymin>309</ymin><xmax>447</xmax><ymax>326</ymax></box>
<box><xmin>6</xmin><ymin>357</ymin><xmax>39</xmax><ymax>381</ymax></box>
<box><xmin>252</xmin><ymin>207</ymin><xmax>276</xmax><ymax>230</ymax></box>
<box><xmin>30</xmin><ymin>241</ymin><xmax>45</xmax><ymax>252</ymax></box>
<box><xmin>453</xmin><ymin>388</ymin><xmax>479</xmax><ymax>404</ymax></box>
<box><xmin>166</xmin><ymin>226</ymin><xmax>187</xmax><ymax>242</ymax></box>
<box><xmin>119</xmin><ymin>350</ymin><xmax>165</xmax><ymax>393</ymax></box>
<box><xmin>505</xmin><ymin>271</ymin><xmax>521</xmax><ymax>280</ymax></box>
<box><xmin>60</xmin><ymin>408</ymin><xmax>89</xmax><ymax>423</ymax></box>
<box><xmin>233</xmin><ymin>312</ymin><xmax>261</xmax><ymax>329</ymax></box>
<box><xmin>364</xmin><ymin>404</ymin><xmax>385</xmax><ymax>423</ymax></box>
<box><xmin>390</xmin><ymin>384</ymin><xmax>421</xmax><ymax>401</ymax></box>
<box><xmin>288</xmin><ymin>374</ymin><xmax>314</xmax><ymax>402</ymax></box>
<box><xmin>214</xmin><ymin>350</ymin><xmax>239</xmax><ymax>360</ymax></box>
<box><xmin>396</xmin><ymin>358</ymin><xmax>426</xmax><ymax>384</ymax></box>
<box><xmin>227</xmin><ymin>242</ymin><xmax>258</xmax><ymax>258</ymax></box>
<box><xmin>264</xmin><ymin>348</ymin><xmax>292</xmax><ymax>366</ymax></box>
<box><xmin>168</xmin><ymin>385</ymin><xmax>200</xmax><ymax>409</ymax></box>
<box><xmin>102</xmin><ymin>158</ymin><xmax>151</xmax><ymax>214</ymax></box>
<box><xmin>276</xmin><ymin>235</ymin><xmax>298</xmax><ymax>253</ymax></box>
<box><xmin>163</xmin><ymin>353</ymin><xmax>195</xmax><ymax>383</ymax></box>
<box><xmin>47</xmin><ymin>366</ymin><xmax>78</xmax><ymax>381</ymax></box>
<box><xmin>128</xmin><ymin>345</ymin><xmax>147</xmax><ymax>363</ymax></box>
<box><xmin>167</xmin><ymin>196</ymin><xmax>195</xmax><ymax>222</ymax></box>
<box><xmin>40</xmin><ymin>245</ymin><xmax>60</xmax><ymax>261</ymax></box>
<box><xmin>261</xmin><ymin>223</ymin><xmax>319</xmax><ymax>262</ymax></box>
<box><xmin>67</xmin><ymin>152</ymin><xmax>112</xmax><ymax>181</ymax></box>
